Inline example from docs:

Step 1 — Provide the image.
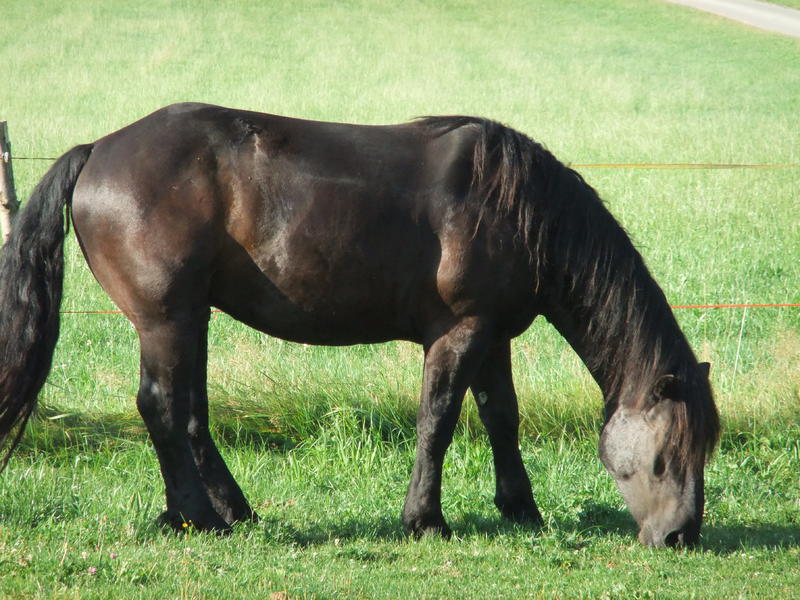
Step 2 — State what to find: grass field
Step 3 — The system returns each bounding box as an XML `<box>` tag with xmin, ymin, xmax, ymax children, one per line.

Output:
<box><xmin>1</xmin><ymin>0</ymin><xmax>799</xmax><ymax>598</ymax></box>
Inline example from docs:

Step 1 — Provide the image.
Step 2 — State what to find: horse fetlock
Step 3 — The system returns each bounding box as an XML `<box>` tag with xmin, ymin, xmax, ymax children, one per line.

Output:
<box><xmin>495</xmin><ymin>494</ymin><xmax>544</xmax><ymax>525</ymax></box>
<box><xmin>402</xmin><ymin>509</ymin><xmax>452</xmax><ymax>539</ymax></box>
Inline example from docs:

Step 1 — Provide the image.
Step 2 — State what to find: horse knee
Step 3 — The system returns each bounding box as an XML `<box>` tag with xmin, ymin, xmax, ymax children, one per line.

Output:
<box><xmin>136</xmin><ymin>377</ymin><xmax>160</xmax><ymax>419</ymax></box>
<box><xmin>136</xmin><ymin>377</ymin><xmax>180</xmax><ymax>442</ymax></box>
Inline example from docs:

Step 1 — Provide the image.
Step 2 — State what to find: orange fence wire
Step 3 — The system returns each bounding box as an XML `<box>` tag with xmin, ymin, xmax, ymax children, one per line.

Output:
<box><xmin>12</xmin><ymin>155</ymin><xmax>797</xmax><ymax>314</ymax></box>
<box><xmin>571</xmin><ymin>163</ymin><xmax>799</xmax><ymax>169</ymax></box>
<box><xmin>59</xmin><ymin>304</ymin><xmax>799</xmax><ymax>315</ymax></box>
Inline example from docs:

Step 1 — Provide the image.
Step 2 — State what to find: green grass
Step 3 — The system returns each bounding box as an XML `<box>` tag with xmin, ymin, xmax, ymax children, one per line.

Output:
<box><xmin>1</xmin><ymin>424</ymin><xmax>798</xmax><ymax>599</ymax></box>
<box><xmin>1</xmin><ymin>0</ymin><xmax>799</xmax><ymax>598</ymax></box>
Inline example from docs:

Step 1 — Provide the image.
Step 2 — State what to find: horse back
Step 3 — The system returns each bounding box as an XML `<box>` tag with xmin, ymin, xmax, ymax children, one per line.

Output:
<box><xmin>71</xmin><ymin>104</ymin><xmax>537</xmax><ymax>344</ymax></box>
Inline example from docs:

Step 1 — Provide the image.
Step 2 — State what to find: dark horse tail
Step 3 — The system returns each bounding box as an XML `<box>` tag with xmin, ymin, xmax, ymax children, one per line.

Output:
<box><xmin>0</xmin><ymin>144</ymin><xmax>93</xmax><ymax>471</ymax></box>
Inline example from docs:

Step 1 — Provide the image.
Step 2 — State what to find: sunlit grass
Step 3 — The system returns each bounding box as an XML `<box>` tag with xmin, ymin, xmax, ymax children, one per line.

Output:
<box><xmin>2</xmin><ymin>423</ymin><xmax>798</xmax><ymax>599</ymax></box>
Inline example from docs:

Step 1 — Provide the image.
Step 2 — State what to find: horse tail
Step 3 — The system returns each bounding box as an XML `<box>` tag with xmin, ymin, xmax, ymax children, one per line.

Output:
<box><xmin>0</xmin><ymin>143</ymin><xmax>93</xmax><ymax>471</ymax></box>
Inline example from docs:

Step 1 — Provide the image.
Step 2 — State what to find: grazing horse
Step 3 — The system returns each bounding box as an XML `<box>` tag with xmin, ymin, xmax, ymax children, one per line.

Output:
<box><xmin>0</xmin><ymin>104</ymin><xmax>719</xmax><ymax>547</ymax></box>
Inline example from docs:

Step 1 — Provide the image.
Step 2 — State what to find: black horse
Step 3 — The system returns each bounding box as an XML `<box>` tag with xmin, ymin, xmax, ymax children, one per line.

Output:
<box><xmin>0</xmin><ymin>104</ymin><xmax>719</xmax><ymax>547</ymax></box>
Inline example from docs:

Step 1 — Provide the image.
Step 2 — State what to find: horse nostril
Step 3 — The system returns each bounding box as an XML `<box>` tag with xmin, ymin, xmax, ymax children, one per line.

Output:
<box><xmin>664</xmin><ymin>530</ymin><xmax>684</xmax><ymax>547</ymax></box>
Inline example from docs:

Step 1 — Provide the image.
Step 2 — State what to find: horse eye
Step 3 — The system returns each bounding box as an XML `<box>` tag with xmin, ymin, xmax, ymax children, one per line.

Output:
<box><xmin>653</xmin><ymin>454</ymin><xmax>666</xmax><ymax>477</ymax></box>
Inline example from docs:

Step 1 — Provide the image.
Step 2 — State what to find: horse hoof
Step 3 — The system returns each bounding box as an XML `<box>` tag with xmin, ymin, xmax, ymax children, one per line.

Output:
<box><xmin>157</xmin><ymin>510</ymin><xmax>232</xmax><ymax>535</ymax></box>
<box><xmin>403</xmin><ymin>515</ymin><xmax>452</xmax><ymax>539</ymax></box>
<box><xmin>497</xmin><ymin>500</ymin><xmax>544</xmax><ymax>526</ymax></box>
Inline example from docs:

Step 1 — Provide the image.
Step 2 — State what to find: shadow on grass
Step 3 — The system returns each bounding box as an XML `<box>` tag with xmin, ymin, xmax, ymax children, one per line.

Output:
<box><xmin>242</xmin><ymin>512</ymin><xmax>627</xmax><ymax>549</ymax></box>
<box><xmin>255</xmin><ymin>514</ymin><xmax>546</xmax><ymax>547</ymax></box>
<box><xmin>570</xmin><ymin>501</ymin><xmax>800</xmax><ymax>552</ymax></box>
<box><xmin>19</xmin><ymin>404</ymin><xmax>298</xmax><ymax>457</ymax></box>
<box><xmin>575</xmin><ymin>502</ymin><xmax>637</xmax><ymax>537</ymax></box>
<box><xmin>131</xmin><ymin>501</ymin><xmax>800</xmax><ymax>552</ymax></box>
<box><xmin>703</xmin><ymin>523</ymin><xmax>800</xmax><ymax>553</ymax></box>
<box><xmin>557</xmin><ymin>501</ymin><xmax>800</xmax><ymax>552</ymax></box>
<box><xmin>254</xmin><ymin>514</ymin><xmax>406</xmax><ymax>547</ymax></box>
<box><xmin>244</xmin><ymin>504</ymin><xmax>547</xmax><ymax>547</ymax></box>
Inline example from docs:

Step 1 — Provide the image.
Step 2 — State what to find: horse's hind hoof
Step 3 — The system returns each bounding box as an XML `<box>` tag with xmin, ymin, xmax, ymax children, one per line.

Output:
<box><xmin>157</xmin><ymin>510</ymin><xmax>232</xmax><ymax>535</ymax></box>
<box><xmin>403</xmin><ymin>515</ymin><xmax>453</xmax><ymax>539</ymax></box>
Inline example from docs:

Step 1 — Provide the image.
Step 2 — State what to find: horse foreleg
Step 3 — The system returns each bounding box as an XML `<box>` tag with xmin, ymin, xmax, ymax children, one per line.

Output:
<box><xmin>187</xmin><ymin>316</ymin><xmax>257</xmax><ymax>525</ymax></box>
<box><xmin>136</xmin><ymin>313</ymin><xmax>229</xmax><ymax>533</ymax></box>
<box><xmin>402</xmin><ymin>318</ymin><xmax>492</xmax><ymax>538</ymax></box>
<box><xmin>470</xmin><ymin>342</ymin><xmax>542</xmax><ymax>525</ymax></box>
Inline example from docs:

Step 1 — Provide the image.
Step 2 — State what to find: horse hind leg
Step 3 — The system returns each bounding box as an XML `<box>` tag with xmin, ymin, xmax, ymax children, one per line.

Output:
<box><xmin>470</xmin><ymin>341</ymin><xmax>542</xmax><ymax>525</ymax></box>
<box><xmin>187</xmin><ymin>314</ymin><xmax>257</xmax><ymax>524</ymax></box>
<box><xmin>135</xmin><ymin>310</ymin><xmax>230</xmax><ymax>532</ymax></box>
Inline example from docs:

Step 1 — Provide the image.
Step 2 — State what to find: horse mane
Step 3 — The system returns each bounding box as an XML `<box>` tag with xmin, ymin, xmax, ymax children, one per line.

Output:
<box><xmin>419</xmin><ymin>115</ymin><xmax>720</xmax><ymax>473</ymax></box>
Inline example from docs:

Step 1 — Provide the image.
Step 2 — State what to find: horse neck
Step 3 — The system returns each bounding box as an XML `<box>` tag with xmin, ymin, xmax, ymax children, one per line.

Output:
<box><xmin>544</xmin><ymin>266</ymin><xmax>689</xmax><ymax>403</ymax></box>
<box><xmin>536</xmin><ymin>170</ymin><xmax>692</xmax><ymax>407</ymax></box>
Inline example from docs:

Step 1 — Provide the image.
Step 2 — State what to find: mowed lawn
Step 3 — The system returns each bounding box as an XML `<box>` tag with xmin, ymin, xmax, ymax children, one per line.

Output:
<box><xmin>0</xmin><ymin>1</ymin><xmax>798</xmax><ymax>598</ymax></box>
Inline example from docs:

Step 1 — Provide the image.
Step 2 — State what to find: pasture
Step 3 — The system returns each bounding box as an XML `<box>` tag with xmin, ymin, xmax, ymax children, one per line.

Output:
<box><xmin>1</xmin><ymin>0</ymin><xmax>798</xmax><ymax>598</ymax></box>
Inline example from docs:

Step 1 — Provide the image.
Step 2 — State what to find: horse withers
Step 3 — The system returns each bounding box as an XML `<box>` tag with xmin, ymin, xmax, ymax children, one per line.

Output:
<box><xmin>0</xmin><ymin>104</ymin><xmax>719</xmax><ymax>547</ymax></box>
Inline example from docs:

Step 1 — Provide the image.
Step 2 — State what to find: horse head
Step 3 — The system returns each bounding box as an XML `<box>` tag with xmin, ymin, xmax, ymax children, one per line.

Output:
<box><xmin>599</xmin><ymin>362</ymin><xmax>716</xmax><ymax>547</ymax></box>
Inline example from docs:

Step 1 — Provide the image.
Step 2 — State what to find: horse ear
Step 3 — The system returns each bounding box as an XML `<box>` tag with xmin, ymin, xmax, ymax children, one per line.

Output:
<box><xmin>698</xmin><ymin>362</ymin><xmax>711</xmax><ymax>379</ymax></box>
<box><xmin>653</xmin><ymin>374</ymin><xmax>680</xmax><ymax>401</ymax></box>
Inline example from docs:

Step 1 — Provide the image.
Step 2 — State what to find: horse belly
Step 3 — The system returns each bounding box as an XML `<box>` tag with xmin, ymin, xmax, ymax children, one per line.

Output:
<box><xmin>209</xmin><ymin>232</ymin><xmax>432</xmax><ymax>345</ymax></box>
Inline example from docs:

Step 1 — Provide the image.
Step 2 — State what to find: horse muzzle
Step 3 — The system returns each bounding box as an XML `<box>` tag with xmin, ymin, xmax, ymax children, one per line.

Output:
<box><xmin>638</xmin><ymin>516</ymin><xmax>701</xmax><ymax>548</ymax></box>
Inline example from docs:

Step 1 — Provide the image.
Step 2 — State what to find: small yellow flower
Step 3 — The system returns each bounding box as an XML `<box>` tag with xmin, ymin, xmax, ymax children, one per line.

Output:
<box><xmin>182</xmin><ymin>522</ymin><xmax>189</xmax><ymax>528</ymax></box>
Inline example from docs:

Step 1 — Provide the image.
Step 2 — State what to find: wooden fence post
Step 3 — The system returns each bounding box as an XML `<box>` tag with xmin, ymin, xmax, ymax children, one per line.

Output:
<box><xmin>0</xmin><ymin>121</ymin><xmax>19</xmax><ymax>245</ymax></box>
